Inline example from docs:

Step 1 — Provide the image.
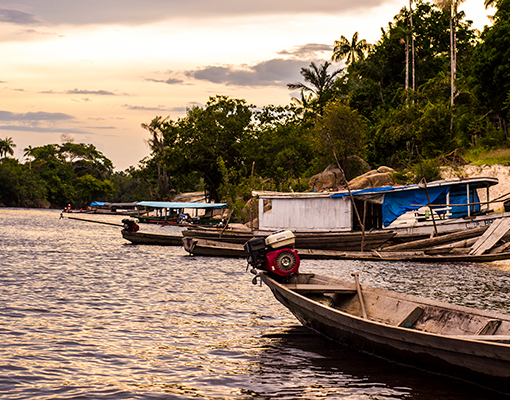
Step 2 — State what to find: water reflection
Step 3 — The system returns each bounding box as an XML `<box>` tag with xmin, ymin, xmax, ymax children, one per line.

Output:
<box><xmin>0</xmin><ymin>208</ymin><xmax>509</xmax><ymax>399</ymax></box>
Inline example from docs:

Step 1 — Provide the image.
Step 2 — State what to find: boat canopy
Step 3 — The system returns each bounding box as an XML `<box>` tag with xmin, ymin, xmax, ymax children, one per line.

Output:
<box><xmin>331</xmin><ymin>178</ymin><xmax>498</xmax><ymax>227</ymax></box>
<box><xmin>136</xmin><ymin>201</ymin><xmax>228</xmax><ymax>209</ymax></box>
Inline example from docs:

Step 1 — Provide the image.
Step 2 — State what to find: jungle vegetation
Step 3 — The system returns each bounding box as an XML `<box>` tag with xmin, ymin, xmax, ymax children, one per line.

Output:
<box><xmin>1</xmin><ymin>0</ymin><xmax>510</xmax><ymax>216</ymax></box>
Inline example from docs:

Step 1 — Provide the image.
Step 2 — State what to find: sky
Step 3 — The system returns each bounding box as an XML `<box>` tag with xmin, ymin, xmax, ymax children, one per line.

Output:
<box><xmin>0</xmin><ymin>0</ymin><xmax>494</xmax><ymax>171</ymax></box>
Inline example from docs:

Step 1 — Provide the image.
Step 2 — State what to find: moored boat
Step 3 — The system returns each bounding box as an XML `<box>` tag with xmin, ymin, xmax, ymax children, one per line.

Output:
<box><xmin>121</xmin><ymin>229</ymin><xmax>183</xmax><ymax>246</ymax></box>
<box><xmin>260</xmin><ymin>271</ymin><xmax>510</xmax><ymax>392</ymax></box>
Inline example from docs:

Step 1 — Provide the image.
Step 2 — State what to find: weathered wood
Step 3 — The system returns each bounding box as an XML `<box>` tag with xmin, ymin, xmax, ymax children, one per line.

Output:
<box><xmin>398</xmin><ymin>307</ymin><xmax>424</xmax><ymax>328</ymax></box>
<box><xmin>427</xmin><ymin>237</ymin><xmax>478</xmax><ymax>250</ymax></box>
<box><xmin>262</xmin><ymin>271</ymin><xmax>510</xmax><ymax>388</ymax></box>
<box><xmin>286</xmin><ymin>284</ymin><xmax>357</xmax><ymax>294</ymax></box>
<box><xmin>470</xmin><ymin>219</ymin><xmax>510</xmax><ymax>255</ymax></box>
<box><xmin>381</xmin><ymin>226</ymin><xmax>487</xmax><ymax>252</ymax></box>
<box><xmin>477</xmin><ymin>319</ymin><xmax>501</xmax><ymax>335</ymax></box>
<box><xmin>489</xmin><ymin>241</ymin><xmax>510</xmax><ymax>254</ymax></box>
<box><xmin>352</xmin><ymin>272</ymin><xmax>368</xmax><ymax>319</ymax></box>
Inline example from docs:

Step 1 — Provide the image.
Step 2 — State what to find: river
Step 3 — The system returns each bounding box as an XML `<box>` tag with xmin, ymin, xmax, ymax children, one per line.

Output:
<box><xmin>1</xmin><ymin>208</ymin><xmax>509</xmax><ymax>399</ymax></box>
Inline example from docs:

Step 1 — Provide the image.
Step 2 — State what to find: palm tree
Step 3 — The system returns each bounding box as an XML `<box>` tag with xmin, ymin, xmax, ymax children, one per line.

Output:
<box><xmin>409</xmin><ymin>0</ymin><xmax>416</xmax><ymax>91</ymax></box>
<box><xmin>391</xmin><ymin>25</ymin><xmax>413</xmax><ymax>91</ymax></box>
<box><xmin>332</xmin><ymin>32</ymin><xmax>371</xmax><ymax>65</ymax></box>
<box><xmin>24</xmin><ymin>145</ymin><xmax>35</xmax><ymax>169</ymax></box>
<box><xmin>0</xmin><ymin>137</ymin><xmax>16</xmax><ymax>158</ymax></box>
<box><xmin>287</xmin><ymin>61</ymin><xmax>343</xmax><ymax>115</ymax></box>
<box><xmin>142</xmin><ymin>116</ymin><xmax>171</xmax><ymax>198</ymax></box>
<box><xmin>435</xmin><ymin>0</ymin><xmax>466</xmax><ymax>109</ymax></box>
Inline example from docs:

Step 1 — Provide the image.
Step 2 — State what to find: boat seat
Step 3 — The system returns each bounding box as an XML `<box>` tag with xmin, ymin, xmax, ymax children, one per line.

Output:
<box><xmin>398</xmin><ymin>307</ymin><xmax>424</xmax><ymax>328</ymax></box>
<box><xmin>476</xmin><ymin>319</ymin><xmax>501</xmax><ymax>335</ymax></box>
<box><xmin>286</xmin><ymin>284</ymin><xmax>357</xmax><ymax>294</ymax></box>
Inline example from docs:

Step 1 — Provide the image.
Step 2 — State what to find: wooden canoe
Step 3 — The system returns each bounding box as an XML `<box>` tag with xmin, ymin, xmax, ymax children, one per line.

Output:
<box><xmin>183</xmin><ymin>227</ymin><xmax>396</xmax><ymax>251</ymax></box>
<box><xmin>121</xmin><ymin>229</ymin><xmax>183</xmax><ymax>246</ymax></box>
<box><xmin>182</xmin><ymin>237</ymin><xmax>246</xmax><ymax>257</ymax></box>
<box><xmin>181</xmin><ymin>237</ymin><xmax>510</xmax><ymax>262</ymax></box>
<box><xmin>261</xmin><ymin>272</ymin><xmax>510</xmax><ymax>392</ymax></box>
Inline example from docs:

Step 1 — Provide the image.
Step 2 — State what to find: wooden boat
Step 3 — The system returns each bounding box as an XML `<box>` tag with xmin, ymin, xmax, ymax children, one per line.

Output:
<box><xmin>121</xmin><ymin>229</ymin><xmax>183</xmax><ymax>246</ymax></box>
<box><xmin>183</xmin><ymin>236</ymin><xmax>510</xmax><ymax>262</ymax></box>
<box><xmin>261</xmin><ymin>271</ymin><xmax>510</xmax><ymax>392</ymax></box>
<box><xmin>183</xmin><ymin>226</ymin><xmax>396</xmax><ymax>251</ymax></box>
<box><xmin>254</xmin><ymin>177</ymin><xmax>510</xmax><ymax>242</ymax></box>
<box><xmin>182</xmin><ymin>237</ymin><xmax>246</xmax><ymax>257</ymax></box>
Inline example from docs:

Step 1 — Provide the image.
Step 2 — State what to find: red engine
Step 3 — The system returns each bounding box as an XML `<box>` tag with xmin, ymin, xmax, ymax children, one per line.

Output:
<box><xmin>264</xmin><ymin>248</ymin><xmax>300</xmax><ymax>276</ymax></box>
<box><xmin>244</xmin><ymin>230</ymin><xmax>300</xmax><ymax>277</ymax></box>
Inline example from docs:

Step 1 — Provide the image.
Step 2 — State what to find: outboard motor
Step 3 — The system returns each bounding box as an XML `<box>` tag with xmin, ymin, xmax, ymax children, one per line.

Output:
<box><xmin>122</xmin><ymin>217</ymin><xmax>140</xmax><ymax>232</ymax></box>
<box><xmin>244</xmin><ymin>230</ymin><xmax>300</xmax><ymax>277</ymax></box>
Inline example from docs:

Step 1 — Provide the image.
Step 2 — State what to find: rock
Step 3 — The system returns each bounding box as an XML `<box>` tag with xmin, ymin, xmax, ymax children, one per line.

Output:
<box><xmin>309</xmin><ymin>164</ymin><xmax>344</xmax><ymax>191</ymax></box>
<box><xmin>348</xmin><ymin>172</ymin><xmax>396</xmax><ymax>190</ymax></box>
<box><xmin>309</xmin><ymin>157</ymin><xmax>371</xmax><ymax>192</ymax></box>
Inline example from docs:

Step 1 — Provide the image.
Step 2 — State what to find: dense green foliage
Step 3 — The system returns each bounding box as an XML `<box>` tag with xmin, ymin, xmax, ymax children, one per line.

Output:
<box><xmin>2</xmin><ymin>0</ymin><xmax>510</xmax><ymax>216</ymax></box>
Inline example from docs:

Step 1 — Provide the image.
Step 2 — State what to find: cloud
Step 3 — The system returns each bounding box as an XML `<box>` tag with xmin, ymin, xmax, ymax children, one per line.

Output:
<box><xmin>278</xmin><ymin>43</ymin><xmax>333</xmax><ymax>59</ymax></box>
<box><xmin>0</xmin><ymin>9</ymin><xmax>41</xmax><ymax>25</ymax></box>
<box><xmin>185</xmin><ymin>58</ymin><xmax>317</xmax><ymax>87</ymax></box>
<box><xmin>145</xmin><ymin>77</ymin><xmax>184</xmax><ymax>85</ymax></box>
<box><xmin>7</xmin><ymin>0</ymin><xmax>388</xmax><ymax>26</ymax></box>
<box><xmin>0</xmin><ymin>111</ymin><xmax>74</xmax><ymax>122</ymax></box>
<box><xmin>123</xmin><ymin>104</ymin><xmax>190</xmax><ymax>114</ymax></box>
<box><xmin>65</xmin><ymin>89</ymin><xmax>117</xmax><ymax>96</ymax></box>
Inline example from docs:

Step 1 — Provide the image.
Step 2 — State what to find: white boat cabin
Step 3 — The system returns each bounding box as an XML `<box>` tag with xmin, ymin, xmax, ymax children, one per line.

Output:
<box><xmin>254</xmin><ymin>177</ymin><xmax>504</xmax><ymax>234</ymax></box>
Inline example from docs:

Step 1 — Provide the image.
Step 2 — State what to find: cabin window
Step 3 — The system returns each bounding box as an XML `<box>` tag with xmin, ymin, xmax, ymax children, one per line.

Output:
<box><xmin>263</xmin><ymin>199</ymin><xmax>272</xmax><ymax>213</ymax></box>
<box><xmin>352</xmin><ymin>199</ymin><xmax>383</xmax><ymax>231</ymax></box>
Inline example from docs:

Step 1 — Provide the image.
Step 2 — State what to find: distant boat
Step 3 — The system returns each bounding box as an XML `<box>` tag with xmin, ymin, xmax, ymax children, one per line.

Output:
<box><xmin>260</xmin><ymin>271</ymin><xmax>510</xmax><ymax>392</ymax></box>
<box><xmin>134</xmin><ymin>201</ymin><xmax>229</xmax><ymax>225</ymax></box>
<box><xmin>121</xmin><ymin>229</ymin><xmax>183</xmax><ymax>246</ymax></box>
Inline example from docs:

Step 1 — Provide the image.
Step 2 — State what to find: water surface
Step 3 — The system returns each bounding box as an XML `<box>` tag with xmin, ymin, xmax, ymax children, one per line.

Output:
<box><xmin>1</xmin><ymin>208</ymin><xmax>509</xmax><ymax>399</ymax></box>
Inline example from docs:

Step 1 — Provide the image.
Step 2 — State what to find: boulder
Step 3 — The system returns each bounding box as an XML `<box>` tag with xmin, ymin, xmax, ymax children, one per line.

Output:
<box><xmin>348</xmin><ymin>171</ymin><xmax>396</xmax><ymax>190</ymax></box>
<box><xmin>309</xmin><ymin>156</ymin><xmax>371</xmax><ymax>192</ymax></box>
<box><xmin>309</xmin><ymin>164</ymin><xmax>344</xmax><ymax>192</ymax></box>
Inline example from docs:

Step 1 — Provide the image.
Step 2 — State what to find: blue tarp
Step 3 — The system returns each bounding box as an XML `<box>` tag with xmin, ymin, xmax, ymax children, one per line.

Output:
<box><xmin>90</xmin><ymin>201</ymin><xmax>107</xmax><ymax>207</ymax></box>
<box><xmin>332</xmin><ymin>184</ymin><xmax>480</xmax><ymax>227</ymax></box>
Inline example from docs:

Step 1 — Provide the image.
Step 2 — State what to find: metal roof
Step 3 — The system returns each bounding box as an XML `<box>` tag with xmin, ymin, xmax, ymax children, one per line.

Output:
<box><xmin>136</xmin><ymin>201</ymin><xmax>228</xmax><ymax>209</ymax></box>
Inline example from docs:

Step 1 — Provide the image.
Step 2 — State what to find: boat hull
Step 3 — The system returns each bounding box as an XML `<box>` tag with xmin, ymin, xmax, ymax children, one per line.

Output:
<box><xmin>183</xmin><ymin>227</ymin><xmax>396</xmax><ymax>251</ymax></box>
<box><xmin>121</xmin><ymin>229</ymin><xmax>183</xmax><ymax>246</ymax></box>
<box><xmin>261</xmin><ymin>273</ymin><xmax>510</xmax><ymax>392</ymax></box>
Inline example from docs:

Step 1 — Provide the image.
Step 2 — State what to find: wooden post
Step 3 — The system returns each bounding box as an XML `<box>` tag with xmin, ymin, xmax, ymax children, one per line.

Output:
<box><xmin>351</xmin><ymin>272</ymin><xmax>367</xmax><ymax>319</ymax></box>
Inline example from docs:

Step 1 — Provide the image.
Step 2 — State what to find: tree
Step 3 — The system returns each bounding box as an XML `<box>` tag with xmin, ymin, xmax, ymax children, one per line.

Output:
<box><xmin>332</xmin><ymin>32</ymin><xmax>371</xmax><ymax>65</ymax></box>
<box><xmin>171</xmin><ymin>96</ymin><xmax>254</xmax><ymax>202</ymax></box>
<box><xmin>313</xmin><ymin>100</ymin><xmax>366</xmax><ymax>172</ymax></box>
<box><xmin>141</xmin><ymin>116</ymin><xmax>171</xmax><ymax>198</ymax></box>
<box><xmin>287</xmin><ymin>61</ymin><xmax>343</xmax><ymax>116</ymax></box>
<box><xmin>435</xmin><ymin>0</ymin><xmax>466</xmax><ymax>111</ymax></box>
<box><xmin>0</xmin><ymin>137</ymin><xmax>16</xmax><ymax>158</ymax></box>
<box><xmin>471</xmin><ymin>0</ymin><xmax>510</xmax><ymax>126</ymax></box>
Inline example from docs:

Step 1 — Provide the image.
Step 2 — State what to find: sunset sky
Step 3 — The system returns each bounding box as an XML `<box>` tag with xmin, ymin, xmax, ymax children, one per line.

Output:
<box><xmin>0</xmin><ymin>0</ymin><xmax>493</xmax><ymax>171</ymax></box>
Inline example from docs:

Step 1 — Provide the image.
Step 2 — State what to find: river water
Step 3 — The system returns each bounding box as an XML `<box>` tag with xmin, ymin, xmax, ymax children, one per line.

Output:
<box><xmin>1</xmin><ymin>208</ymin><xmax>509</xmax><ymax>399</ymax></box>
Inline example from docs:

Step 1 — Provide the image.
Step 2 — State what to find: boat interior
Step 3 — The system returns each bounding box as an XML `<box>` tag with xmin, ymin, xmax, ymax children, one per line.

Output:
<box><xmin>279</xmin><ymin>273</ymin><xmax>510</xmax><ymax>342</ymax></box>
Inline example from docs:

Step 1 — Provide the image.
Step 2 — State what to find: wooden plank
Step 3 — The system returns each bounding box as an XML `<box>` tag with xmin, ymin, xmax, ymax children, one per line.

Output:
<box><xmin>286</xmin><ymin>284</ymin><xmax>357</xmax><ymax>294</ymax></box>
<box><xmin>476</xmin><ymin>319</ymin><xmax>501</xmax><ymax>335</ymax></box>
<box><xmin>381</xmin><ymin>226</ymin><xmax>487</xmax><ymax>252</ymax></box>
<box><xmin>398</xmin><ymin>307</ymin><xmax>424</xmax><ymax>328</ymax></box>
<box><xmin>445</xmin><ymin>335</ymin><xmax>510</xmax><ymax>343</ymax></box>
<box><xmin>470</xmin><ymin>219</ymin><xmax>510</xmax><ymax>255</ymax></box>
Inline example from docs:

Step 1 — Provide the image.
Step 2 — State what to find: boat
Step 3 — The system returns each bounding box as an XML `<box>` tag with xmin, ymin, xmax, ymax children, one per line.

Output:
<box><xmin>254</xmin><ymin>177</ymin><xmax>510</xmax><ymax>242</ymax></box>
<box><xmin>183</xmin><ymin>236</ymin><xmax>510</xmax><ymax>262</ymax></box>
<box><xmin>121</xmin><ymin>229</ymin><xmax>183</xmax><ymax>246</ymax></box>
<box><xmin>182</xmin><ymin>237</ymin><xmax>246</xmax><ymax>257</ymax></box>
<box><xmin>260</xmin><ymin>271</ymin><xmax>510</xmax><ymax>392</ymax></box>
<box><xmin>182</xmin><ymin>226</ymin><xmax>396</xmax><ymax>251</ymax></box>
<box><xmin>133</xmin><ymin>201</ymin><xmax>229</xmax><ymax>225</ymax></box>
